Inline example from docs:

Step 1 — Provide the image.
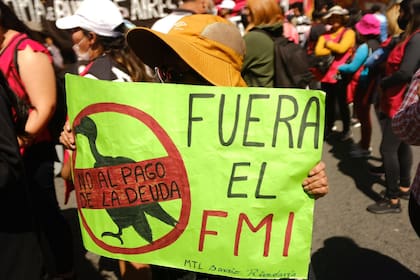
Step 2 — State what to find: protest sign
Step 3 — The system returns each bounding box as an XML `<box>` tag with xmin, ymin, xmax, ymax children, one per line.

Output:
<box><xmin>66</xmin><ymin>74</ymin><xmax>325</xmax><ymax>279</ymax></box>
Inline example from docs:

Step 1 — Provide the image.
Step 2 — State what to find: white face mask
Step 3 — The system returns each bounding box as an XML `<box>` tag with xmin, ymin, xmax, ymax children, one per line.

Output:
<box><xmin>72</xmin><ymin>38</ymin><xmax>90</xmax><ymax>61</ymax></box>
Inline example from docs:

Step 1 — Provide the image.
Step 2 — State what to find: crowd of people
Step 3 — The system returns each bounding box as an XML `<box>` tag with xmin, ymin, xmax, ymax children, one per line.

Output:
<box><xmin>0</xmin><ymin>0</ymin><xmax>418</xmax><ymax>279</ymax></box>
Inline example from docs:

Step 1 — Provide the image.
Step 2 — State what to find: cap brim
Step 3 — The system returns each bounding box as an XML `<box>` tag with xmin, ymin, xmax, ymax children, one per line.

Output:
<box><xmin>323</xmin><ymin>12</ymin><xmax>345</xmax><ymax>19</ymax></box>
<box><xmin>56</xmin><ymin>14</ymin><xmax>82</xmax><ymax>30</ymax></box>
<box><xmin>126</xmin><ymin>27</ymin><xmax>244</xmax><ymax>87</ymax></box>
<box><xmin>218</xmin><ymin>4</ymin><xmax>235</xmax><ymax>9</ymax></box>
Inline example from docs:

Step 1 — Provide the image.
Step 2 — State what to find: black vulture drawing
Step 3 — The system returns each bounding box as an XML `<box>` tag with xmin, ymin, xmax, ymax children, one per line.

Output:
<box><xmin>75</xmin><ymin>116</ymin><xmax>178</xmax><ymax>244</ymax></box>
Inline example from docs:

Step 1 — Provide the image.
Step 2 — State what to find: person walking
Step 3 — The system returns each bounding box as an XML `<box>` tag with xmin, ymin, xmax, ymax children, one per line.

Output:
<box><xmin>392</xmin><ymin>67</ymin><xmax>420</xmax><ymax>236</ymax></box>
<box><xmin>337</xmin><ymin>14</ymin><xmax>381</xmax><ymax>158</ymax></box>
<box><xmin>126</xmin><ymin>13</ymin><xmax>329</xmax><ymax>279</ymax></box>
<box><xmin>314</xmin><ymin>5</ymin><xmax>356</xmax><ymax>141</ymax></box>
<box><xmin>363</xmin><ymin>0</ymin><xmax>405</xmax><ymax>174</ymax></box>
<box><xmin>55</xmin><ymin>0</ymin><xmax>153</xmax><ymax>278</ymax></box>
<box><xmin>367</xmin><ymin>0</ymin><xmax>420</xmax><ymax>214</ymax></box>
<box><xmin>241</xmin><ymin>0</ymin><xmax>303</xmax><ymax>88</ymax></box>
<box><xmin>62</xmin><ymin>13</ymin><xmax>329</xmax><ymax>280</ymax></box>
<box><xmin>0</xmin><ymin>3</ymin><xmax>75</xmax><ymax>279</ymax></box>
<box><xmin>0</xmin><ymin>70</ymin><xmax>43</xmax><ymax>280</ymax></box>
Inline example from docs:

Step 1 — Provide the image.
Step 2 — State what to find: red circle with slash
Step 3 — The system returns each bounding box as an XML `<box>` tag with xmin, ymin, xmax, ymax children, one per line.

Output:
<box><xmin>72</xmin><ymin>103</ymin><xmax>191</xmax><ymax>254</ymax></box>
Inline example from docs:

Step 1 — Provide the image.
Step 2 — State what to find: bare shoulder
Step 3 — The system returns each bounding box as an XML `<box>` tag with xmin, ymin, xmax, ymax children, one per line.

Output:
<box><xmin>18</xmin><ymin>44</ymin><xmax>50</xmax><ymax>66</ymax></box>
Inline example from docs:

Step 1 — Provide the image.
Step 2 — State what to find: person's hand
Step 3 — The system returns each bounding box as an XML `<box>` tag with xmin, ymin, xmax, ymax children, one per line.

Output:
<box><xmin>59</xmin><ymin>120</ymin><xmax>76</xmax><ymax>150</ymax></box>
<box><xmin>302</xmin><ymin>161</ymin><xmax>329</xmax><ymax>199</ymax></box>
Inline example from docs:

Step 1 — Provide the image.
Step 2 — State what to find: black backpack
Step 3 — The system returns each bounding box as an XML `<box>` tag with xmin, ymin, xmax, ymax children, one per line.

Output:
<box><xmin>13</xmin><ymin>37</ymin><xmax>67</xmax><ymax>144</ymax></box>
<box><xmin>254</xmin><ymin>29</ymin><xmax>313</xmax><ymax>88</ymax></box>
<box><xmin>0</xmin><ymin>71</ymin><xmax>26</xmax><ymax>190</ymax></box>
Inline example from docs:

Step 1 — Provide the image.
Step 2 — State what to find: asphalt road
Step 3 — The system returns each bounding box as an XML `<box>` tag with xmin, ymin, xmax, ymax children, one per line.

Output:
<box><xmin>310</xmin><ymin>119</ymin><xmax>420</xmax><ymax>280</ymax></box>
<box><xmin>54</xmin><ymin>113</ymin><xmax>420</xmax><ymax>280</ymax></box>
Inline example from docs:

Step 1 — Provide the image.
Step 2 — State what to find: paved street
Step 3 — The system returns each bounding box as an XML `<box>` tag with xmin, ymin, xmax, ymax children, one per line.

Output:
<box><xmin>311</xmin><ymin>121</ymin><xmax>420</xmax><ymax>280</ymax></box>
<box><xmin>55</xmin><ymin>112</ymin><xmax>420</xmax><ymax>280</ymax></box>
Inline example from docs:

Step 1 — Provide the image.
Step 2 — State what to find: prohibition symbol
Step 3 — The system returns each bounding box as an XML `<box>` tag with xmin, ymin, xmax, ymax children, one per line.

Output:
<box><xmin>72</xmin><ymin>103</ymin><xmax>191</xmax><ymax>254</ymax></box>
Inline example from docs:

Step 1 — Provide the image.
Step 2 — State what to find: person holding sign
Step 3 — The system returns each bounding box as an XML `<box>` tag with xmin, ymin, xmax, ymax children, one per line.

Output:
<box><xmin>60</xmin><ymin>13</ymin><xmax>329</xmax><ymax>280</ymax></box>
<box><xmin>55</xmin><ymin>0</ymin><xmax>153</xmax><ymax>278</ymax></box>
<box><xmin>132</xmin><ymin>14</ymin><xmax>328</xmax><ymax>199</ymax></box>
<box><xmin>127</xmin><ymin>14</ymin><xmax>329</xmax><ymax>279</ymax></box>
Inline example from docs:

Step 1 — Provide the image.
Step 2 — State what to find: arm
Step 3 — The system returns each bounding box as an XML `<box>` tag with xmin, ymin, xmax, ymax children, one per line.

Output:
<box><xmin>325</xmin><ymin>28</ymin><xmax>356</xmax><ymax>54</ymax></box>
<box><xmin>365</xmin><ymin>48</ymin><xmax>386</xmax><ymax>68</ymax></box>
<box><xmin>18</xmin><ymin>45</ymin><xmax>56</xmax><ymax>144</ymax></box>
<box><xmin>314</xmin><ymin>35</ymin><xmax>331</xmax><ymax>56</ymax></box>
<box><xmin>302</xmin><ymin>161</ymin><xmax>329</xmax><ymax>199</ymax></box>
<box><xmin>338</xmin><ymin>43</ymin><xmax>368</xmax><ymax>74</ymax></box>
<box><xmin>381</xmin><ymin>34</ymin><xmax>420</xmax><ymax>89</ymax></box>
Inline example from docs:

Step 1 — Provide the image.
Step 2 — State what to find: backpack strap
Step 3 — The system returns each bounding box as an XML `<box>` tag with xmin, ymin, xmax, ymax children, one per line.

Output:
<box><xmin>11</xmin><ymin>36</ymin><xmax>30</xmax><ymax>96</ymax></box>
<box><xmin>251</xmin><ymin>28</ymin><xmax>311</xmax><ymax>88</ymax></box>
<box><xmin>13</xmin><ymin>37</ymin><xmax>29</xmax><ymax>74</ymax></box>
<box><xmin>324</xmin><ymin>27</ymin><xmax>347</xmax><ymax>43</ymax></box>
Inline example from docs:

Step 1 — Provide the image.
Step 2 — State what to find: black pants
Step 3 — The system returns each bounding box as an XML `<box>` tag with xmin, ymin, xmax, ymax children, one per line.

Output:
<box><xmin>409</xmin><ymin>195</ymin><xmax>420</xmax><ymax>237</ymax></box>
<box><xmin>0</xmin><ymin>162</ymin><xmax>43</xmax><ymax>279</ymax></box>
<box><xmin>0</xmin><ymin>232</ymin><xmax>42</xmax><ymax>280</ymax></box>
<box><xmin>322</xmin><ymin>80</ymin><xmax>351</xmax><ymax>134</ymax></box>
<box><xmin>23</xmin><ymin>142</ymin><xmax>74</xmax><ymax>275</ymax></box>
<box><xmin>379</xmin><ymin>116</ymin><xmax>412</xmax><ymax>199</ymax></box>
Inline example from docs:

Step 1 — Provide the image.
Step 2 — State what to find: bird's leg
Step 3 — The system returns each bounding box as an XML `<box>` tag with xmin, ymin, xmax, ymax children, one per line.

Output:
<box><xmin>101</xmin><ymin>227</ymin><xmax>124</xmax><ymax>245</ymax></box>
<box><xmin>131</xmin><ymin>211</ymin><xmax>154</xmax><ymax>243</ymax></box>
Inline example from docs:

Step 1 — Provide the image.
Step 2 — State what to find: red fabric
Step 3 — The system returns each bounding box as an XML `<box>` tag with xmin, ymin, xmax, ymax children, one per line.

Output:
<box><xmin>354</xmin><ymin>76</ymin><xmax>377</xmax><ymax>149</ymax></box>
<box><xmin>63</xmin><ymin>149</ymin><xmax>75</xmax><ymax>205</ymax></box>
<box><xmin>0</xmin><ymin>33</ymin><xmax>53</xmax><ymax>147</ymax></box>
<box><xmin>0</xmin><ymin>33</ymin><xmax>52</xmax><ymax>99</ymax></box>
<box><xmin>346</xmin><ymin>66</ymin><xmax>363</xmax><ymax>104</ymax></box>
<box><xmin>320</xmin><ymin>29</ymin><xmax>353</xmax><ymax>84</ymax></box>
<box><xmin>381</xmin><ymin>30</ymin><xmax>420</xmax><ymax>117</ymax></box>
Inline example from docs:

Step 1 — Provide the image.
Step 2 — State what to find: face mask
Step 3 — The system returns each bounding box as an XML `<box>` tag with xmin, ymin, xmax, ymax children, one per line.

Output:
<box><xmin>72</xmin><ymin>38</ymin><xmax>90</xmax><ymax>61</ymax></box>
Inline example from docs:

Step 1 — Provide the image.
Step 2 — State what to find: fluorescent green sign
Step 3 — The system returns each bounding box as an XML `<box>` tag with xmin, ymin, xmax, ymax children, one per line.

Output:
<box><xmin>66</xmin><ymin>74</ymin><xmax>325</xmax><ymax>279</ymax></box>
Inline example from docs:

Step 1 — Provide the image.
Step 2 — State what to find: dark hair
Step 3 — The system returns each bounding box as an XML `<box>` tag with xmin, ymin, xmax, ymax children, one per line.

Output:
<box><xmin>0</xmin><ymin>2</ymin><xmax>36</xmax><ymax>38</ymax></box>
<box><xmin>370</xmin><ymin>4</ymin><xmax>382</xmax><ymax>13</ymax></box>
<box><xmin>403</xmin><ymin>0</ymin><xmax>420</xmax><ymax>35</ymax></box>
<box><xmin>347</xmin><ymin>8</ymin><xmax>362</xmax><ymax>28</ymax></box>
<box><xmin>91</xmin><ymin>24</ymin><xmax>152</xmax><ymax>82</ymax></box>
<box><xmin>290</xmin><ymin>2</ymin><xmax>303</xmax><ymax>13</ymax></box>
<box><xmin>312</xmin><ymin>10</ymin><xmax>326</xmax><ymax>20</ymax></box>
<box><xmin>81</xmin><ymin>25</ymin><xmax>152</xmax><ymax>82</ymax></box>
<box><xmin>0</xmin><ymin>72</ymin><xmax>29</xmax><ymax>137</ymax></box>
